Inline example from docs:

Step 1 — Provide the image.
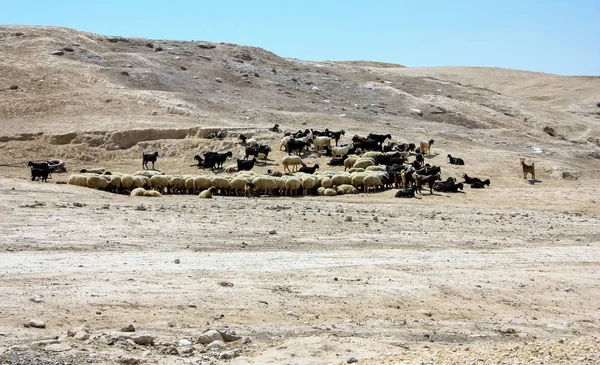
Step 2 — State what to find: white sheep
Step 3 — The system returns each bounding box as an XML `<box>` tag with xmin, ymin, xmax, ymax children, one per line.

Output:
<box><xmin>363</xmin><ymin>175</ymin><xmax>382</xmax><ymax>193</ymax></box>
<box><xmin>252</xmin><ymin>176</ymin><xmax>275</xmax><ymax>196</ymax></box>
<box><xmin>279</xmin><ymin>135</ymin><xmax>294</xmax><ymax>151</ymax></box>
<box><xmin>121</xmin><ymin>174</ymin><xmax>135</xmax><ymax>192</ymax></box>
<box><xmin>87</xmin><ymin>175</ymin><xmax>109</xmax><ymax>190</ymax></box>
<box><xmin>133</xmin><ymin>170</ymin><xmax>164</xmax><ymax>178</ymax></box>
<box><xmin>324</xmin><ymin>188</ymin><xmax>337</xmax><ymax>196</ymax></box>
<box><xmin>317</xmin><ymin>186</ymin><xmax>326</xmax><ymax>196</ymax></box>
<box><xmin>185</xmin><ymin>177</ymin><xmax>195</xmax><ymax>194</ymax></box>
<box><xmin>194</xmin><ymin>176</ymin><xmax>212</xmax><ymax>191</ymax></box>
<box><xmin>301</xmin><ymin>175</ymin><xmax>318</xmax><ymax>195</ymax></box>
<box><xmin>284</xmin><ymin>176</ymin><xmax>302</xmax><ymax>196</ymax></box>
<box><xmin>312</xmin><ymin>136</ymin><xmax>331</xmax><ymax>152</ymax></box>
<box><xmin>108</xmin><ymin>175</ymin><xmax>122</xmax><ymax>193</ymax></box>
<box><xmin>67</xmin><ymin>174</ymin><xmax>88</xmax><ymax>187</ymax></box>
<box><xmin>281</xmin><ymin>155</ymin><xmax>305</xmax><ymax>173</ymax></box>
<box><xmin>344</xmin><ymin>156</ymin><xmax>359</xmax><ymax>171</ymax></box>
<box><xmin>150</xmin><ymin>175</ymin><xmax>170</xmax><ymax>193</ymax></box>
<box><xmin>320</xmin><ymin>176</ymin><xmax>333</xmax><ymax>188</ymax></box>
<box><xmin>353</xmin><ymin>158</ymin><xmax>375</xmax><ymax>169</ymax></box>
<box><xmin>347</xmin><ymin>167</ymin><xmax>365</xmax><ymax>173</ymax></box>
<box><xmin>336</xmin><ymin>184</ymin><xmax>357</xmax><ymax>195</ymax></box>
<box><xmin>169</xmin><ymin>176</ymin><xmax>186</xmax><ymax>194</ymax></box>
<box><xmin>366</xmin><ymin>165</ymin><xmax>386</xmax><ymax>172</ymax></box>
<box><xmin>132</xmin><ymin>176</ymin><xmax>148</xmax><ymax>189</ymax></box>
<box><xmin>230</xmin><ymin>177</ymin><xmax>250</xmax><ymax>196</ymax></box>
<box><xmin>198</xmin><ymin>187</ymin><xmax>216</xmax><ymax>198</ymax></box>
<box><xmin>350</xmin><ymin>173</ymin><xmax>368</xmax><ymax>190</ymax></box>
<box><xmin>331</xmin><ymin>174</ymin><xmax>351</xmax><ymax>186</ymax></box>
<box><xmin>144</xmin><ymin>189</ymin><xmax>162</xmax><ymax>197</ymax></box>
<box><xmin>210</xmin><ymin>176</ymin><xmax>231</xmax><ymax>195</ymax></box>
<box><xmin>130</xmin><ymin>187</ymin><xmax>147</xmax><ymax>196</ymax></box>
<box><xmin>362</xmin><ymin>151</ymin><xmax>383</xmax><ymax>159</ymax></box>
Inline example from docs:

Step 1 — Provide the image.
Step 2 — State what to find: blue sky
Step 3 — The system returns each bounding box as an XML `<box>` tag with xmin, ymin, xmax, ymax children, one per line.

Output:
<box><xmin>1</xmin><ymin>0</ymin><xmax>598</xmax><ymax>75</ymax></box>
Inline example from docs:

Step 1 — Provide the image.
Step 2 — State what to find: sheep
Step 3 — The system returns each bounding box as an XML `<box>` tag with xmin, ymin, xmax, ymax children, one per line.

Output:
<box><xmin>317</xmin><ymin>186</ymin><xmax>326</xmax><ymax>196</ymax></box>
<box><xmin>108</xmin><ymin>175</ymin><xmax>122</xmax><ymax>193</ymax></box>
<box><xmin>194</xmin><ymin>176</ymin><xmax>212</xmax><ymax>191</ymax></box>
<box><xmin>284</xmin><ymin>177</ymin><xmax>302</xmax><ymax>196</ymax></box>
<box><xmin>328</xmin><ymin>130</ymin><xmax>345</xmax><ymax>146</ymax></box>
<box><xmin>347</xmin><ymin>167</ymin><xmax>365</xmax><ymax>173</ymax></box>
<box><xmin>344</xmin><ymin>156</ymin><xmax>359</xmax><ymax>171</ymax></box>
<box><xmin>230</xmin><ymin>177</ymin><xmax>251</xmax><ymax>196</ymax></box>
<box><xmin>282</xmin><ymin>155</ymin><xmax>306</xmax><ymax>173</ymax></box>
<box><xmin>237</xmin><ymin>158</ymin><xmax>257</xmax><ymax>172</ymax></box>
<box><xmin>447</xmin><ymin>154</ymin><xmax>465</xmax><ymax>165</ymax></box>
<box><xmin>366</xmin><ymin>165</ymin><xmax>386</xmax><ymax>172</ymax></box>
<box><xmin>324</xmin><ymin>188</ymin><xmax>337</xmax><ymax>196</ymax></box>
<box><xmin>31</xmin><ymin>168</ymin><xmax>49</xmax><ymax>182</ymax></box>
<box><xmin>312</xmin><ymin>136</ymin><xmax>332</xmax><ymax>152</ymax></box>
<box><xmin>252</xmin><ymin>176</ymin><xmax>277</xmax><ymax>196</ymax></box>
<box><xmin>353</xmin><ymin>158</ymin><xmax>375</xmax><ymax>169</ymax></box>
<box><xmin>331</xmin><ymin>144</ymin><xmax>353</xmax><ymax>158</ymax></box>
<box><xmin>169</xmin><ymin>177</ymin><xmax>186</xmax><ymax>194</ymax></box>
<box><xmin>198</xmin><ymin>187</ymin><xmax>216</xmax><ymax>198</ymax></box>
<box><xmin>87</xmin><ymin>175</ymin><xmax>109</xmax><ymax>190</ymax></box>
<box><xmin>150</xmin><ymin>175</ymin><xmax>170</xmax><ymax>193</ymax></box>
<box><xmin>144</xmin><ymin>190</ymin><xmax>162</xmax><ymax>197</ymax></box>
<box><xmin>415</xmin><ymin>172</ymin><xmax>441</xmax><ymax>194</ymax></box>
<box><xmin>301</xmin><ymin>175</ymin><xmax>318</xmax><ymax>195</ymax></box>
<box><xmin>320</xmin><ymin>176</ymin><xmax>333</xmax><ymax>188</ymax></box>
<box><xmin>298</xmin><ymin>164</ymin><xmax>319</xmax><ymax>174</ymax></box>
<box><xmin>130</xmin><ymin>187</ymin><xmax>147</xmax><ymax>197</ymax></box>
<box><xmin>245</xmin><ymin>138</ymin><xmax>259</xmax><ymax>148</ymax></box>
<box><xmin>362</xmin><ymin>151</ymin><xmax>383</xmax><ymax>159</ymax></box>
<box><xmin>520</xmin><ymin>158</ymin><xmax>535</xmax><ymax>180</ymax></box>
<box><xmin>224</xmin><ymin>164</ymin><xmax>238</xmax><ymax>173</ymax></box>
<box><xmin>133</xmin><ymin>176</ymin><xmax>150</xmax><ymax>189</ymax></box>
<box><xmin>331</xmin><ymin>174</ymin><xmax>351</xmax><ymax>186</ymax></box>
<box><xmin>267</xmin><ymin>169</ymin><xmax>284</xmax><ymax>177</ymax></box>
<box><xmin>120</xmin><ymin>174</ymin><xmax>135</xmax><ymax>192</ymax></box>
<box><xmin>336</xmin><ymin>184</ymin><xmax>357</xmax><ymax>195</ymax></box>
<box><xmin>142</xmin><ymin>152</ymin><xmax>159</xmax><ymax>170</ymax></box>
<box><xmin>363</xmin><ymin>175</ymin><xmax>382</xmax><ymax>193</ymax></box>
<box><xmin>210</xmin><ymin>176</ymin><xmax>231</xmax><ymax>195</ymax></box>
<box><xmin>350</xmin><ymin>173</ymin><xmax>368</xmax><ymax>190</ymax></box>
<box><xmin>419</xmin><ymin>140</ymin><xmax>434</xmax><ymax>155</ymax></box>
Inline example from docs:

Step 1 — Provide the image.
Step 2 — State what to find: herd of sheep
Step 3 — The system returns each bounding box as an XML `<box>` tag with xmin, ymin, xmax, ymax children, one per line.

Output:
<box><xmin>59</xmin><ymin>125</ymin><xmax>491</xmax><ymax>199</ymax></box>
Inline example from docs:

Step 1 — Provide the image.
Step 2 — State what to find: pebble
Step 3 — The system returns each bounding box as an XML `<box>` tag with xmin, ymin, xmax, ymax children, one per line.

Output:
<box><xmin>286</xmin><ymin>311</ymin><xmax>299</xmax><ymax>317</ymax></box>
<box><xmin>119</xmin><ymin>357</ymin><xmax>140</xmax><ymax>364</ymax></box>
<box><xmin>196</xmin><ymin>329</ymin><xmax>223</xmax><ymax>344</ymax></box>
<box><xmin>268</xmin><ymin>229</ymin><xmax>277</xmax><ymax>234</ymax></box>
<box><xmin>347</xmin><ymin>357</ymin><xmax>358</xmax><ymax>363</ymax></box>
<box><xmin>74</xmin><ymin>331</ymin><xmax>90</xmax><ymax>341</ymax></box>
<box><xmin>134</xmin><ymin>205</ymin><xmax>146</xmax><ymax>211</ymax></box>
<box><xmin>51</xmin><ymin>50</ymin><xmax>64</xmax><ymax>56</ymax></box>
<box><xmin>215</xmin><ymin>77</ymin><xmax>223</xmax><ymax>83</ymax></box>
<box><xmin>178</xmin><ymin>338</ymin><xmax>192</xmax><ymax>347</ymax></box>
<box><xmin>25</xmin><ymin>319</ymin><xmax>46</xmax><ymax>328</ymax></box>
<box><xmin>206</xmin><ymin>340</ymin><xmax>226</xmax><ymax>350</ymax></box>
<box><xmin>45</xmin><ymin>343</ymin><xmax>72</xmax><ymax>352</ymax></box>
<box><xmin>121</xmin><ymin>324</ymin><xmax>136</xmax><ymax>332</ymax></box>
<box><xmin>173</xmin><ymin>258</ymin><xmax>181</xmax><ymax>264</ymax></box>
<box><xmin>29</xmin><ymin>295</ymin><xmax>44</xmax><ymax>303</ymax></box>
<box><xmin>30</xmin><ymin>339</ymin><xmax>59</xmax><ymax>346</ymax></box>
<box><xmin>345</xmin><ymin>216</ymin><xmax>353</xmax><ymax>222</ymax></box>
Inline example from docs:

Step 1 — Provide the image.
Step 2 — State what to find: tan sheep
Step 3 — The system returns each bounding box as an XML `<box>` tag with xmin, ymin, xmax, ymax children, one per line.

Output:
<box><xmin>198</xmin><ymin>187</ymin><xmax>216</xmax><ymax>198</ymax></box>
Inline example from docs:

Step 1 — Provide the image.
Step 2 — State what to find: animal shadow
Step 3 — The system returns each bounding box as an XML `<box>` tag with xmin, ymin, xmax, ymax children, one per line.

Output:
<box><xmin>528</xmin><ymin>179</ymin><xmax>542</xmax><ymax>185</ymax></box>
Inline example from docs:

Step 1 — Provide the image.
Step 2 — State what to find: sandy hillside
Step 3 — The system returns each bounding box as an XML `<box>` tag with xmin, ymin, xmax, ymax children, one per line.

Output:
<box><xmin>0</xmin><ymin>26</ymin><xmax>599</xmax><ymax>364</ymax></box>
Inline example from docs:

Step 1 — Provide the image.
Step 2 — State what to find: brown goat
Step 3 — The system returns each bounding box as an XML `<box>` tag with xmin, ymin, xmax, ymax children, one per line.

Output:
<box><xmin>520</xmin><ymin>158</ymin><xmax>535</xmax><ymax>180</ymax></box>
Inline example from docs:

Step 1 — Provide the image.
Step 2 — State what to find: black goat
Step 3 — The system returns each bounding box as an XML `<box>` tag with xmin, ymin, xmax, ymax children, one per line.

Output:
<box><xmin>28</xmin><ymin>161</ymin><xmax>51</xmax><ymax>177</ymax></box>
<box><xmin>237</xmin><ymin>158</ymin><xmax>257</xmax><ymax>171</ymax></box>
<box><xmin>269</xmin><ymin>124</ymin><xmax>281</xmax><ymax>133</ymax></box>
<box><xmin>238</xmin><ymin>134</ymin><xmax>248</xmax><ymax>144</ymax></box>
<box><xmin>463</xmin><ymin>174</ymin><xmax>490</xmax><ymax>186</ymax></box>
<box><xmin>448</xmin><ymin>154</ymin><xmax>465</xmax><ymax>165</ymax></box>
<box><xmin>311</xmin><ymin>129</ymin><xmax>329</xmax><ymax>137</ymax></box>
<box><xmin>31</xmin><ymin>168</ymin><xmax>49</xmax><ymax>182</ymax></box>
<box><xmin>353</xmin><ymin>139</ymin><xmax>381</xmax><ymax>152</ymax></box>
<box><xmin>415</xmin><ymin>172</ymin><xmax>441</xmax><ymax>194</ymax></box>
<box><xmin>142</xmin><ymin>152</ymin><xmax>159</xmax><ymax>170</ymax></box>
<box><xmin>287</xmin><ymin>140</ymin><xmax>310</xmax><ymax>155</ymax></box>
<box><xmin>395</xmin><ymin>188</ymin><xmax>415</xmax><ymax>198</ymax></box>
<box><xmin>202</xmin><ymin>152</ymin><xmax>218</xmax><ymax>169</ymax></box>
<box><xmin>367</xmin><ymin>133</ymin><xmax>392</xmax><ymax>145</ymax></box>
<box><xmin>328</xmin><ymin>130</ymin><xmax>345</xmax><ymax>146</ymax></box>
<box><xmin>471</xmin><ymin>179</ymin><xmax>490</xmax><ymax>189</ymax></box>
<box><xmin>397</xmin><ymin>143</ymin><xmax>416</xmax><ymax>152</ymax></box>
<box><xmin>433</xmin><ymin>177</ymin><xmax>456</xmax><ymax>192</ymax></box>
<box><xmin>298</xmin><ymin>164</ymin><xmax>319</xmax><ymax>174</ymax></box>
<box><xmin>207</xmin><ymin>151</ymin><xmax>233</xmax><ymax>170</ymax></box>
<box><xmin>327</xmin><ymin>155</ymin><xmax>348</xmax><ymax>166</ymax></box>
<box><xmin>245</xmin><ymin>145</ymin><xmax>272</xmax><ymax>160</ymax></box>
<box><xmin>193</xmin><ymin>155</ymin><xmax>204</xmax><ymax>168</ymax></box>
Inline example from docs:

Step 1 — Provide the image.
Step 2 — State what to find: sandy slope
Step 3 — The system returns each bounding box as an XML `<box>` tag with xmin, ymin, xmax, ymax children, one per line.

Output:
<box><xmin>0</xmin><ymin>26</ymin><xmax>600</xmax><ymax>364</ymax></box>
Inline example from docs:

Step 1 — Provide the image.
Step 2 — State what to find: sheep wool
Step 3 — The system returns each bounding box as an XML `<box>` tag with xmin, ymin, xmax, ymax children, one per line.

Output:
<box><xmin>143</xmin><ymin>189</ymin><xmax>162</xmax><ymax>197</ymax></box>
<box><xmin>324</xmin><ymin>188</ymin><xmax>337</xmax><ymax>196</ymax></box>
<box><xmin>198</xmin><ymin>188</ymin><xmax>214</xmax><ymax>199</ymax></box>
<box><xmin>130</xmin><ymin>187</ymin><xmax>147</xmax><ymax>196</ymax></box>
<box><xmin>86</xmin><ymin>175</ymin><xmax>109</xmax><ymax>190</ymax></box>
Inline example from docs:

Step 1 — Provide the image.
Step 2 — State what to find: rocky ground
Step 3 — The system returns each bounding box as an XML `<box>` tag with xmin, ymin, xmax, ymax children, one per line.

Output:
<box><xmin>0</xmin><ymin>26</ymin><xmax>599</xmax><ymax>364</ymax></box>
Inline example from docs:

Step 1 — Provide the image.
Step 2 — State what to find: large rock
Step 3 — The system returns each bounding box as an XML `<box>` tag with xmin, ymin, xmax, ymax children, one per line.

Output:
<box><xmin>206</xmin><ymin>340</ymin><xmax>226</xmax><ymax>350</ymax></box>
<box><xmin>25</xmin><ymin>319</ymin><xmax>46</xmax><ymax>328</ymax></box>
<box><xmin>196</xmin><ymin>329</ymin><xmax>223</xmax><ymax>344</ymax></box>
<box><xmin>108</xmin><ymin>332</ymin><xmax>154</xmax><ymax>345</ymax></box>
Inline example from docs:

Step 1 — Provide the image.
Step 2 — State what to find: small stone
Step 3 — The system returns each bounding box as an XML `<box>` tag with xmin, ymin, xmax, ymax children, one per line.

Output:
<box><xmin>268</xmin><ymin>229</ymin><xmax>277</xmax><ymax>235</ymax></box>
<box><xmin>206</xmin><ymin>340</ymin><xmax>226</xmax><ymax>350</ymax></box>
<box><xmin>498</xmin><ymin>327</ymin><xmax>517</xmax><ymax>335</ymax></box>
<box><xmin>180</xmin><ymin>66</ymin><xmax>187</xmax><ymax>71</ymax></box>
<box><xmin>160</xmin><ymin>346</ymin><xmax>178</xmax><ymax>355</ymax></box>
<box><xmin>145</xmin><ymin>42</ymin><xmax>154</xmax><ymax>48</ymax></box>
<box><xmin>286</xmin><ymin>311</ymin><xmax>299</xmax><ymax>317</ymax></box>
<box><xmin>45</xmin><ymin>343</ymin><xmax>72</xmax><ymax>352</ymax></box>
<box><xmin>63</xmin><ymin>46</ymin><xmax>74</xmax><ymax>52</ymax></box>
<box><xmin>121</xmin><ymin>71</ymin><xmax>129</xmax><ymax>76</ymax></box>
<box><xmin>72</xmin><ymin>202</ymin><xmax>85</xmax><ymax>207</ymax></box>
<box><xmin>51</xmin><ymin>50</ymin><xmax>64</xmax><ymax>56</ymax></box>
<box><xmin>134</xmin><ymin>205</ymin><xmax>146</xmax><ymax>211</ymax></box>
<box><xmin>311</xmin><ymin>86</ymin><xmax>321</xmax><ymax>92</ymax></box>
<box><xmin>347</xmin><ymin>357</ymin><xmax>358</xmax><ymax>363</ymax></box>
<box><xmin>119</xmin><ymin>357</ymin><xmax>140</xmax><ymax>365</ymax></box>
<box><xmin>121</xmin><ymin>324</ymin><xmax>135</xmax><ymax>332</ymax></box>
<box><xmin>345</xmin><ymin>216</ymin><xmax>353</xmax><ymax>222</ymax></box>
<box><xmin>31</xmin><ymin>339</ymin><xmax>59</xmax><ymax>346</ymax></box>
<box><xmin>178</xmin><ymin>338</ymin><xmax>192</xmax><ymax>347</ymax></box>
<box><xmin>151</xmin><ymin>111</ymin><xmax>158</xmax><ymax>116</ymax></box>
<box><xmin>26</xmin><ymin>319</ymin><xmax>46</xmax><ymax>328</ymax></box>
<box><xmin>218</xmin><ymin>330</ymin><xmax>241</xmax><ymax>342</ymax></box>
<box><xmin>154</xmin><ymin>46</ymin><xmax>163</xmax><ymax>52</ymax></box>
<box><xmin>198</xmin><ymin>43</ymin><xmax>215</xmax><ymax>49</ymax></box>
<box><xmin>74</xmin><ymin>331</ymin><xmax>89</xmax><ymax>341</ymax></box>
<box><xmin>173</xmin><ymin>258</ymin><xmax>181</xmax><ymax>264</ymax></box>
<box><xmin>254</xmin><ymin>72</ymin><xmax>260</xmax><ymax>77</ymax></box>
<box><xmin>30</xmin><ymin>295</ymin><xmax>44</xmax><ymax>303</ymax></box>
<box><xmin>8</xmin><ymin>85</ymin><xmax>18</xmax><ymax>90</ymax></box>
<box><xmin>373</xmin><ymin>216</ymin><xmax>378</xmax><ymax>222</ymax></box>
<box><xmin>130</xmin><ymin>334</ymin><xmax>154</xmax><ymax>345</ymax></box>
<box><xmin>196</xmin><ymin>329</ymin><xmax>223</xmax><ymax>344</ymax></box>
<box><xmin>215</xmin><ymin>77</ymin><xmax>223</xmax><ymax>83</ymax></box>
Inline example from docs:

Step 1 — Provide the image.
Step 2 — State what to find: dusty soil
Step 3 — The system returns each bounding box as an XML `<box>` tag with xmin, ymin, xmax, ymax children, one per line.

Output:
<box><xmin>0</xmin><ymin>26</ymin><xmax>599</xmax><ymax>364</ymax></box>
